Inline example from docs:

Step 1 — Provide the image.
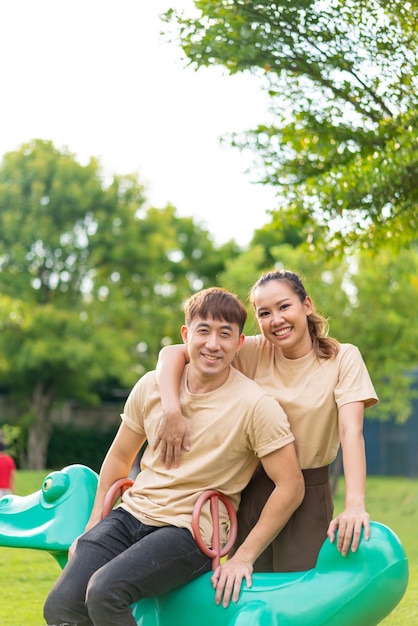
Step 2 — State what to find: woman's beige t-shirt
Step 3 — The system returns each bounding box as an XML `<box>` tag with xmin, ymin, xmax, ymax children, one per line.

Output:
<box><xmin>234</xmin><ymin>336</ymin><xmax>378</xmax><ymax>469</ymax></box>
<box><xmin>120</xmin><ymin>365</ymin><xmax>294</xmax><ymax>547</ymax></box>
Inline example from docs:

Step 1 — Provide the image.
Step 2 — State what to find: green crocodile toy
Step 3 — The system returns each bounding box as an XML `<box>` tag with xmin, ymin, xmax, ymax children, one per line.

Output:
<box><xmin>0</xmin><ymin>464</ymin><xmax>409</xmax><ymax>625</ymax></box>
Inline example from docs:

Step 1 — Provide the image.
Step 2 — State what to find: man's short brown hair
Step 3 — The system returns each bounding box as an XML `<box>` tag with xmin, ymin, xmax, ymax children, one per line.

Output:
<box><xmin>183</xmin><ymin>287</ymin><xmax>247</xmax><ymax>334</ymax></box>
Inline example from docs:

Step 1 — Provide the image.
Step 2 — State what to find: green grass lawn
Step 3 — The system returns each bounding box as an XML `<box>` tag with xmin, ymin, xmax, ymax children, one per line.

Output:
<box><xmin>0</xmin><ymin>471</ymin><xmax>417</xmax><ymax>625</ymax></box>
<box><xmin>0</xmin><ymin>471</ymin><xmax>62</xmax><ymax>625</ymax></box>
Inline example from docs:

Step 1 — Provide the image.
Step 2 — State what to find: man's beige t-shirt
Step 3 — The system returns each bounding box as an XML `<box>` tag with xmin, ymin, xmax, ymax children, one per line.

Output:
<box><xmin>120</xmin><ymin>365</ymin><xmax>294</xmax><ymax>547</ymax></box>
<box><xmin>234</xmin><ymin>336</ymin><xmax>378</xmax><ymax>469</ymax></box>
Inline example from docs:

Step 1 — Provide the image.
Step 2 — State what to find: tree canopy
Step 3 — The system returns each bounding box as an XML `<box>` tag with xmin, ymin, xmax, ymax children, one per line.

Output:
<box><xmin>0</xmin><ymin>139</ymin><xmax>234</xmax><ymax>468</ymax></box>
<box><xmin>164</xmin><ymin>0</ymin><xmax>418</xmax><ymax>251</ymax></box>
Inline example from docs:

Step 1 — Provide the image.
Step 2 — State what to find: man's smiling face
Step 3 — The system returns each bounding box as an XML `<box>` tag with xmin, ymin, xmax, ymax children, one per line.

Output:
<box><xmin>181</xmin><ymin>316</ymin><xmax>244</xmax><ymax>389</ymax></box>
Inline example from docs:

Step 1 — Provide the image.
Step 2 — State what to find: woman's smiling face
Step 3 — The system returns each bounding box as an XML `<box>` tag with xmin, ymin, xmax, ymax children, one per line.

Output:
<box><xmin>253</xmin><ymin>280</ymin><xmax>313</xmax><ymax>359</ymax></box>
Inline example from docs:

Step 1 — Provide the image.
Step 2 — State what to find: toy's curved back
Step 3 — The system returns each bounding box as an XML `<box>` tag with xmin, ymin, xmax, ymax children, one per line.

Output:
<box><xmin>133</xmin><ymin>521</ymin><xmax>408</xmax><ymax>626</ymax></box>
<box><xmin>278</xmin><ymin>521</ymin><xmax>409</xmax><ymax>626</ymax></box>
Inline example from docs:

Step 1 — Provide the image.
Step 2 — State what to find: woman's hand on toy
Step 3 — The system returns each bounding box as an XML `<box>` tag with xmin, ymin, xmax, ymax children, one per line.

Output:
<box><xmin>211</xmin><ymin>558</ymin><xmax>253</xmax><ymax>608</ymax></box>
<box><xmin>327</xmin><ymin>507</ymin><xmax>370</xmax><ymax>556</ymax></box>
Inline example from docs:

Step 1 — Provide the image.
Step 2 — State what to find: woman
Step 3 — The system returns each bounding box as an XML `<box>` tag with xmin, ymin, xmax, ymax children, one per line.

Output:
<box><xmin>155</xmin><ymin>269</ymin><xmax>378</xmax><ymax>572</ymax></box>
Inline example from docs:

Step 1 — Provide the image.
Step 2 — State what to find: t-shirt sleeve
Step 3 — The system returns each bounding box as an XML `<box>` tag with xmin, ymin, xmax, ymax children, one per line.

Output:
<box><xmin>120</xmin><ymin>378</ymin><xmax>147</xmax><ymax>436</ymax></box>
<box><xmin>334</xmin><ymin>345</ymin><xmax>378</xmax><ymax>410</ymax></box>
<box><xmin>247</xmin><ymin>394</ymin><xmax>295</xmax><ymax>458</ymax></box>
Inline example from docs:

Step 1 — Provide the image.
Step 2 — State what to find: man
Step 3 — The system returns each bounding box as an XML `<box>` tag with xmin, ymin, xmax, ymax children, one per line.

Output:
<box><xmin>44</xmin><ymin>287</ymin><xmax>304</xmax><ymax>626</ymax></box>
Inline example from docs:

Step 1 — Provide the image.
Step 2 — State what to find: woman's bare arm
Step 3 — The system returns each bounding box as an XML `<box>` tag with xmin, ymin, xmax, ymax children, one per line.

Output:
<box><xmin>155</xmin><ymin>344</ymin><xmax>190</xmax><ymax>467</ymax></box>
<box><xmin>327</xmin><ymin>401</ymin><xmax>370</xmax><ymax>555</ymax></box>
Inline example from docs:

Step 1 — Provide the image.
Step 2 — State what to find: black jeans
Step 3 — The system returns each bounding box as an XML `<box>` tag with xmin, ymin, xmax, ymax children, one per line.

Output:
<box><xmin>44</xmin><ymin>508</ymin><xmax>211</xmax><ymax>626</ymax></box>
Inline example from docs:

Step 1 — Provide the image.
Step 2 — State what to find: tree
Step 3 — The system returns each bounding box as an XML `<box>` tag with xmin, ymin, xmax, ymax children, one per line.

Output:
<box><xmin>331</xmin><ymin>246</ymin><xmax>418</xmax><ymax>424</ymax></box>
<box><xmin>164</xmin><ymin>0</ymin><xmax>418</xmax><ymax>250</ymax></box>
<box><xmin>0</xmin><ymin>139</ymin><xmax>232</xmax><ymax>468</ymax></box>
<box><xmin>0</xmin><ymin>140</ymin><xmax>148</xmax><ymax>467</ymax></box>
<box><xmin>0</xmin><ymin>295</ymin><xmax>136</xmax><ymax>468</ymax></box>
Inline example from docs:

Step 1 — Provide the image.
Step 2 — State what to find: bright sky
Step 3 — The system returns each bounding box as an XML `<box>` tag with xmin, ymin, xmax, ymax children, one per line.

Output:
<box><xmin>0</xmin><ymin>0</ymin><xmax>277</xmax><ymax>246</ymax></box>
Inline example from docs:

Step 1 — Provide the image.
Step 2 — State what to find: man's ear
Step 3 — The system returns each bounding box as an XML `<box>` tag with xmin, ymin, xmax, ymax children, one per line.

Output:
<box><xmin>236</xmin><ymin>334</ymin><xmax>245</xmax><ymax>353</ymax></box>
<box><xmin>181</xmin><ymin>325</ymin><xmax>188</xmax><ymax>343</ymax></box>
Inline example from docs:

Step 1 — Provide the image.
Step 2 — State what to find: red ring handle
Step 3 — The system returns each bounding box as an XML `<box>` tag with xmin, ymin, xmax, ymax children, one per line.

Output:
<box><xmin>191</xmin><ymin>490</ymin><xmax>238</xmax><ymax>570</ymax></box>
<box><xmin>102</xmin><ymin>477</ymin><xmax>134</xmax><ymax>518</ymax></box>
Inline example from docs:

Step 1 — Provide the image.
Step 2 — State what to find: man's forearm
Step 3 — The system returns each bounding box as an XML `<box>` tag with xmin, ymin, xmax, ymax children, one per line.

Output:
<box><xmin>85</xmin><ymin>457</ymin><xmax>133</xmax><ymax>530</ymax></box>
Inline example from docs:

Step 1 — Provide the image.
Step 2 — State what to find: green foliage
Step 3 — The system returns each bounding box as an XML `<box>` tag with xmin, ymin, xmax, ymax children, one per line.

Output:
<box><xmin>0</xmin><ymin>424</ymin><xmax>22</xmax><ymax>461</ymax></box>
<box><xmin>0</xmin><ymin>139</ymin><xmax>106</xmax><ymax>303</ymax></box>
<box><xmin>0</xmin><ymin>139</ymin><xmax>234</xmax><ymax>468</ymax></box>
<box><xmin>331</xmin><ymin>247</ymin><xmax>418</xmax><ymax>423</ymax></box>
<box><xmin>165</xmin><ymin>0</ymin><xmax>418</xmax><ymax>250</ymax></box>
